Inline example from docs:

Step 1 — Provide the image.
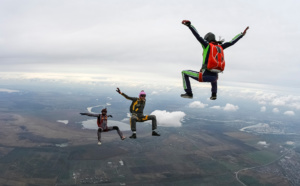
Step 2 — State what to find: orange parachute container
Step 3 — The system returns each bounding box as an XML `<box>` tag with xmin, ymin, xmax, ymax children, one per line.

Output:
<box><xmin>206</xmin><ymin>43</ymin><xmax>225</xmax><ymax>73</ymax></box>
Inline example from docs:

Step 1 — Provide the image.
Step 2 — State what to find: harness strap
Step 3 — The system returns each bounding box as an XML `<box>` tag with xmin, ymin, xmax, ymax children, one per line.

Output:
<box><xmin>198</xmin><ymin>72</ymin><xmax>203</xmax><ymax>82</ymax></box>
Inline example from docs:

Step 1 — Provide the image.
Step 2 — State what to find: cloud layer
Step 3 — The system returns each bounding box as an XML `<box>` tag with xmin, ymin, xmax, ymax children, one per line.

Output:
<box><xmin>252</xmin><ymin>92</ymin><xmax>300</xmax><ymax>110</ymax></box>
<box><xmin>1</xmin><ymin>0</ymin><xmax>300</xmax><ymax>88</ymax></box>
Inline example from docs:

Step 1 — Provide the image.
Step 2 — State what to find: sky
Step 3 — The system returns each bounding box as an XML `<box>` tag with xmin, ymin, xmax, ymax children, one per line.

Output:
<box><xmin>1</xmin><ymin>0</ymin><xmax>300</xmax><ymax>89</ymax></box>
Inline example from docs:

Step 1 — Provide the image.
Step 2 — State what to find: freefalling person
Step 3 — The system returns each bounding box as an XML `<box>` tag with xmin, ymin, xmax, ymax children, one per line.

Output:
<box><xmin>116</xmin><ymin>88</ymin><xmax>160</xmax><ymax>139</ymax></box>
<box><xmin>80</xmin><ymin>108</ymin><xmax>125</xmax><ymax>145</ymax></box>
<box><xmin>181</xmin><ymin>19</ymin><xmax>249</xmax><ymax>100</ymax></box>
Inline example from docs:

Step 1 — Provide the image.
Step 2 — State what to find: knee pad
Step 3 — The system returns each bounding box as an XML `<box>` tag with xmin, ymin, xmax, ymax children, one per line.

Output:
<box><xmin>113</xmin><ymin>126</ymin><xmax>119</xmax><ymax>130</ymax></box>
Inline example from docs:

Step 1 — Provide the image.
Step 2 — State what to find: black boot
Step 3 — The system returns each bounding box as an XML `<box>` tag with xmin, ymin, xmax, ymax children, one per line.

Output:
<box><xmin>210</xmin><ymin>93</ymin><xmax>217</xmax><ymax>100</ymax></box>
<box><xmin>152</xmin><ymin>131</ymin><xmax>160</xmax><ymax>136</ymax></box>
<box><xmin>180</xmin><ymin>93</ymin><xmax>193</xmax><ymax>99</ymax></box>
<box><xmin>129</xmin><ymin>133</ymin><xmax>136</xmax><ymax>139</ymax></box>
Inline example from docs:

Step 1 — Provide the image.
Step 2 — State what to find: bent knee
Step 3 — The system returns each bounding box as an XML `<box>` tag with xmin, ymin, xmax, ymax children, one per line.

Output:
<box><xmin>150</xmin><ymin>115</ymin><xmax>156</xmax><ymax>119</ymax></box>
<box><xmin>131</xmin><ymin>116</ymin><xmax>138</xmax><ymax>120</ymax></box>
<box><xmin>181</xmin><ymin>70</ymin><xmax>187</xmax><ymax>74</ymax></box>
<box><xmin>113</xmin><ymin>126</ymin><xmax>119</xmax><ymax>130</ymax></box>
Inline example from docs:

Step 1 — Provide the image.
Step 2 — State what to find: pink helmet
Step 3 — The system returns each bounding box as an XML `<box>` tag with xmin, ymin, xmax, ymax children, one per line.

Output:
<box><xmin>139</xmin><ymin>90</ymin><xmax>146</xmax><ymax>98</ymax></box>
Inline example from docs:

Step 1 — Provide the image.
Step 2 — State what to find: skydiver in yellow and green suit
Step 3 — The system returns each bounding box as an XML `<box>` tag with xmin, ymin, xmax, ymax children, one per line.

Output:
<box><xmin>116</xmin><ymin>88</ymin><xmax>160</xmax><ymax>139</ymax></box>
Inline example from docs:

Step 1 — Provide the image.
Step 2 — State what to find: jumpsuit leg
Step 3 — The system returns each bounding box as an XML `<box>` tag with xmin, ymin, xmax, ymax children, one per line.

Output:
<box><xmin>106</xmin><ymin>126</ymin><xmax>124</xmax><ymax>139</ymax></box>
<box><xmin>130</xmin><ymin>115</ymin><xmax>138</xmax><ymax>132</ymax></box>
<box><xmin>146</xmin><ymin>115</ymin><xmax>157</xmax><ymax>130</ymax></box>
<box><xmin>97</xmin><ymin>128</ymin><xmax>103</xmax><ymax>142</ymax></box>
<box><xmin>211</xmin><ymin>80</ymin><xmax>217</xmax><ymax>94</ymax></box>
<box><xmin>140</xmin><ymin>115</ymin><xmax>157</xmax><ymax>130</ymax></box>
<box><xmin>181</xmin><ymin>70</ymin><xmax>199</xmax><ymax>94</ymax></box>
<box><xmin>202</xmin><ymin>74</ymin><xmax>218</xmax><ymax>94</ymax></box>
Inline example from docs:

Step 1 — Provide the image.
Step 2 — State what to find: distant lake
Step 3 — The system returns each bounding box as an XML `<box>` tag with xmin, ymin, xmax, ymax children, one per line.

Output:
<box><xmin>57</xmin><ymin>120</ymin><xmax>69</xmax><ymax>125</ymax></box>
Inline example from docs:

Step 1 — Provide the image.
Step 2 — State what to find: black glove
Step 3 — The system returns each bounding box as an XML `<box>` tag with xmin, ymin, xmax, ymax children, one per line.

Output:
<box><xmin>182</xmin><ymin>20</ymin><xmax>191</xmax><ymax>26</ymax></box>
<box><xmin>108</xmin><ymin>115</ymin><xmax>113</xmax><ymax>118</ymax></box>
<box><xmin>116</xmin><ymin>87</ymin><xmax>122</xmax><ymax>94</ymax></box>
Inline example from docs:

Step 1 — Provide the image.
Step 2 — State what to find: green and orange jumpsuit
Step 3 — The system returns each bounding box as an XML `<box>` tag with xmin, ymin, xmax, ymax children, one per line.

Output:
<box><xmin>182</xmin><ymin>24</ymin><xmax>245</xmax><ymax>95</ymax></box>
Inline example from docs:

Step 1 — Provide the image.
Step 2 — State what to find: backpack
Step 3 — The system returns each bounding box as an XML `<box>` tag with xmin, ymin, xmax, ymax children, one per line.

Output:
<box><xmin>205</xmin><ymin>43</ymin><xmax>225</xmax><ymax>73</ymax></box>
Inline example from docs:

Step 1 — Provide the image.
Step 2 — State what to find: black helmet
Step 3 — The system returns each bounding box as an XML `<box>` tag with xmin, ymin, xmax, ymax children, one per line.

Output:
<box><xmin>204</xmin><ymin>32</ymin><xmax>215</xmax><ymax>42</ymax></box>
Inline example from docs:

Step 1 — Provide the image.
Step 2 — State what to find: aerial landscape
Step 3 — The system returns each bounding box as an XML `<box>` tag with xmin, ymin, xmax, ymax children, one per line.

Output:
<box><xmin>1</xmin><ymin>0</ymin><xmax>300</xmax><ymax>185</ymax></box>
<box><xmin>0</xmin><ymin>79</ymin><xmax>299</xmax><ymax>186</ymax></box>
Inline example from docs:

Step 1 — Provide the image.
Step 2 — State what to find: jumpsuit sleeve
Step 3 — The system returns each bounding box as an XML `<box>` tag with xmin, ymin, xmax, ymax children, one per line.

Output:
<box><xmin>121</xmin><ymin>93</ymin><xmax>136</xmax><ymax>101</ymax></box>
<box><xmin>221</xmin><ymin>33</ymin><xmax>244</xmax><ymax>49</ymax></box>
<box><xmin>80</xmin><ymin>113</ymin><xmax>99</xmax><ymax>117</ymax></box>
<box><xmin>188</xmin><ymin>25</ymin><xmax>209</xmax><ymax>49</ymax></box>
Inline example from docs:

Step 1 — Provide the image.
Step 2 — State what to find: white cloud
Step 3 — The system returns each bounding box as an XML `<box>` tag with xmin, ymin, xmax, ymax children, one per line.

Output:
<box><xmin>223</xmin><ymin>103</ymin><xmax>239</xmax><ymax>111</ymax></box>
<box><xmin>151</xmin><ymin>91</ymin><xmax>159</xmax><ymax>95</ymax></box>
<box><xmin>260</xmin><ymin>106</ymin><xmax>266</xmax><ymax>112</ymax></box>
<box><xmin>289</xmin><ymin>103</ymin><xmax>300</xmax><ymax>110</ymax></box>
<box><xmin>189</xmin><ymin>101</ymin><xmax>208</xmax><ymax>109</ymax></box>
<box><xmin>257</xmin><ymin>141</ymin><xmax>267</xmax><ymax>145</ymax></box>
<box><xmin>257</xmin><ymin>141</ymin><xmax>269</xmax><ymax>147</ymax></box>
<box><xmin>0</xmin><ymin>88</ymin><xmax>19</xmax><ymax>93</ymax></box>
<box><xmin>271</xmin><ymin>98</ymin><xmax>286</xmax><ymax>106</ymax></box>
<box><xmin>150</xmin><ymin>110</ymin><xmax>186</xmax><ymax>127</ymax></box>
<box><xmin>253</xmin><ymin>92</ymin><xmax>277</xmax><ymax>105</ymax></box>
<box><xmin>286</xmin><ymin>141</ymin><xmax>295</xmax><ymax>145</ymax></box>
<box><xmin>284</xmin><ymin>111</ymin><xmax>295</xmax><ymax>116</ymax></box>
<box><xmin>210</xmin><ymin>106</ymin><xmax>221</xmax><ymax>110</ymax></box>
<box><xmin>209</xmin><ymin>104</ymin><xmax>238</xmax><ymax>111</ymax></box>
<box><xmin>272</xmin><ymin>108</ymin><xmax>279</xmax><ymax>113</ymax></box>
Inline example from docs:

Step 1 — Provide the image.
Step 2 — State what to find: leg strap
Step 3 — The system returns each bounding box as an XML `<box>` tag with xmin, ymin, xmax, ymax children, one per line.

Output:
<box><xmin>198</xmin><ymin>72</ymin><xmax>203</xmax><ymax>82</ymax></box>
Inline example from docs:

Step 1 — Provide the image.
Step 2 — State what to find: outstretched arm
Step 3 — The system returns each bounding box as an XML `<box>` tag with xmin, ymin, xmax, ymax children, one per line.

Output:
<box><xmin>116</xmin><ymin>87</ymin><xmax>136</xmax><ymax>101</ymax></box>
<box><xmin>182</xmin><ymin>20</ymin><xmax>209</xmax><ymax>48</ymax></box>
<box><xmin>222</xmin><ymin>26</ymin><xmax>249</xmax><ymax>49</ymax></box>
<box><xmin>80</xmin><ymin>113</ymin><xmax>99</xmax><ymax>117</ymax></box>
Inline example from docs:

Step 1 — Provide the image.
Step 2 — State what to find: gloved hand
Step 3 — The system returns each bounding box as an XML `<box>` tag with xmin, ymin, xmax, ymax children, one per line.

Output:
<box><xmin>108</xmin><ymin>115</ymin><xmax>113</xmax><ymax>118</ymax></box>
<box><xmin>182</xmin><ymin>20</ymin><xmax>191</xmax><ymax>26</ymax></box>
<box><xmin>116</xmin><ymin>87</ymin><xmax>122</xmax><ymax>94</ymax></box>
<box><xmin>242</xmin><ymin>26</ymin><xmax>249</xmax><ymax>36</ymax></box>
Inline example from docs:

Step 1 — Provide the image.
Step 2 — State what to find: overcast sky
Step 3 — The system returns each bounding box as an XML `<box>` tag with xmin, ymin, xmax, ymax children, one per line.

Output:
<box><xmin>1</xmin><ymin>0</ymin><xmax>300</xmax><ymax>89</ymax></box>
